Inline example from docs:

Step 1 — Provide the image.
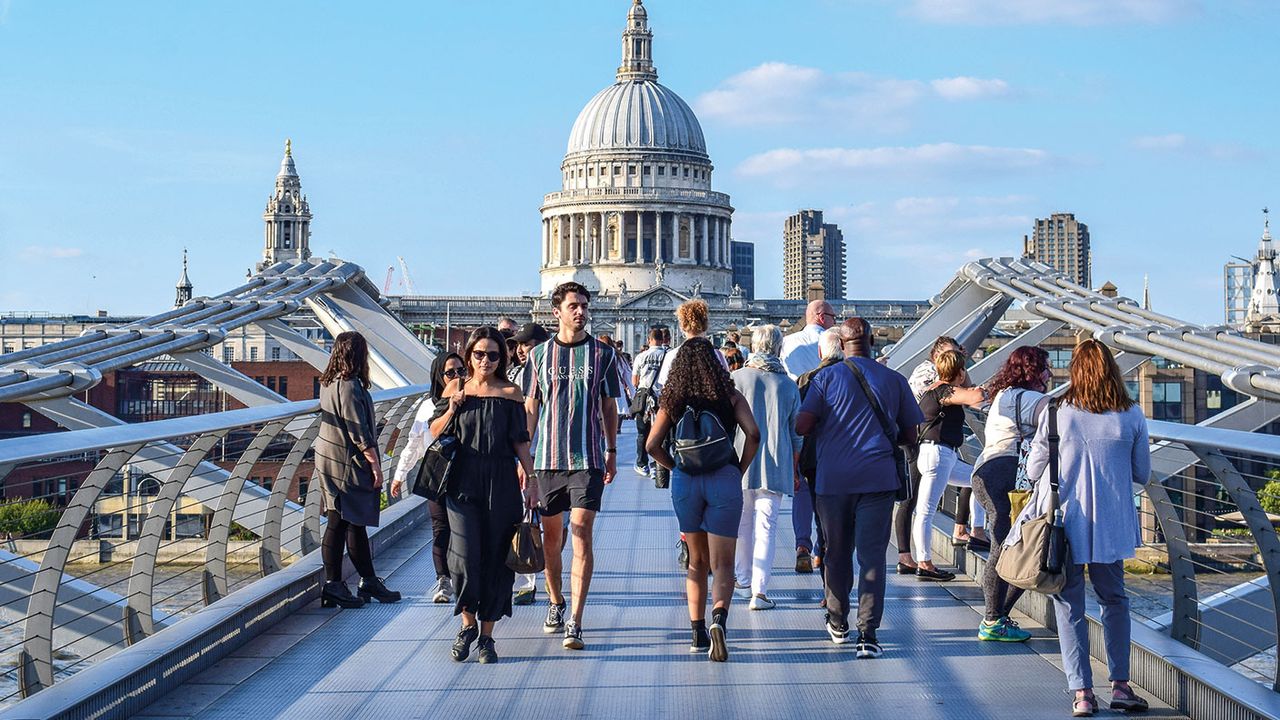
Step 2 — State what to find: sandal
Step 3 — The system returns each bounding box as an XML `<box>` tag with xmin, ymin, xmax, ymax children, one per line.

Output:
<box><xmin>1110</xmin><ymin>686</ymin><xmax>1149</xmax><ymax>713</ymax></box>
<box><xmin>1072</xmin><ymin>698</ymin><xmax>1096</xmax><ymax>717</ymax></box>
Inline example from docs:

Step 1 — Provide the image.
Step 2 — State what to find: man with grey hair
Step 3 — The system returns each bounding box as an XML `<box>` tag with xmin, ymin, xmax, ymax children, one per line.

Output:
<box><xmin>794</xmin><ymin>326</ymin><xmax>849</xmax><ymax>582</ymax></box>
<box><xmin>497</xmin><ymin>317</ymin><xmax>519</xmax><ymax>334</ymax></box>
<box><xmin>779</xmin><ymin>299</ymin><xmax>836</xmax><ymax>573</ymax></box>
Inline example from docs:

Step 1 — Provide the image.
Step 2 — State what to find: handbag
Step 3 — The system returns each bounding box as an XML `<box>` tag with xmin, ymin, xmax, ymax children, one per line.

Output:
<box><xmin>507</xmin><ymin>509</ymin><xmax>546</xmax><ymax>574</ymax></box>
<box><xmin>996</xmin><ymin>400</ymin><xmax>1070</xmax><ymax>594</ymax></box>
<box><xmin>412</xmin><ymin>411</ymin><xmax>460</xmax><ymax>502</ymax></box>
<box><xmin>842</xmin><ymin>359</ymin><xmax>912</xmax><ymax>502</ymax></box>
<box><xmin>1007</xmin><ymin>389</ymin><xmax>1034</xmax><ymax>523</ymax></box>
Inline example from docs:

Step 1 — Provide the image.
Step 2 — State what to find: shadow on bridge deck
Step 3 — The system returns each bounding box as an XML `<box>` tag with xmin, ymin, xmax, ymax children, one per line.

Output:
<box><xmin>136</xmin><ymin>427</ymin><xmax>1184</xmax><ymax>720</ymax></box>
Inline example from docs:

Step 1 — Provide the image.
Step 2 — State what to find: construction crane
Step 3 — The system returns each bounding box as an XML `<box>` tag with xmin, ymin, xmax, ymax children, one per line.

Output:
<box><xmin>397</xmin><ymin>256</ymin><xmax>417</xmax><ymax>295</ymax></box>
<box><xmin>382</xmin><ymin>265</ymin><xmax>395</xmax><ymax>294</ymax></box>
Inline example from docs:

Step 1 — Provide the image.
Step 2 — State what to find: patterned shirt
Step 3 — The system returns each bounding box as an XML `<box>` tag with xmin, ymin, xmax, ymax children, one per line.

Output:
<box><xmin>524</xmin><ymin>334</ymin><xmax>622</xmax><ymax>470</ymax></box>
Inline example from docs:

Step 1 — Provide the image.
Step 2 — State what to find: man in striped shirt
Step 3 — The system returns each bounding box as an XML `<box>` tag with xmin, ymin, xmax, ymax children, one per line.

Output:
<box><xmin>523</xmin><ymin>281</ymin><xmax>621</xmax><ymax>651</ymax></box>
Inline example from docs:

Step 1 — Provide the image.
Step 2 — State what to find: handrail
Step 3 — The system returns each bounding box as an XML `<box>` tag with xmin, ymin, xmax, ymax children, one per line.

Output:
<box><xmin>0</xmin><ymin>385</ymin><xmax>428</xmax><ymax>466</ymax></box>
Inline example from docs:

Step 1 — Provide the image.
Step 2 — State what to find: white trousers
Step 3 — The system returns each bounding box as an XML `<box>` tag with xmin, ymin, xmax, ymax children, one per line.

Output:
<box><xmin>735</xmin><ymin>488</ymin><xmax>782</xmax><ymax>597</ymax></box>
<box><xmin>912</xmin><ymin>444</ymin><xmax>986</xmax><ymax>562</ymax></box>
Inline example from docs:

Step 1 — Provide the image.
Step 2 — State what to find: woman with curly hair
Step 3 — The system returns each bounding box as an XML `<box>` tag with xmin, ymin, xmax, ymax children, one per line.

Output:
<box><xmin>646</xmin><ymin>337</ymin><xmax>760</xmax><ymax>662</ymax></box>
<box><xmin>971</xmin><ymin>345</ymin><xmax>1051</xmax><ymax>642</ymax></box>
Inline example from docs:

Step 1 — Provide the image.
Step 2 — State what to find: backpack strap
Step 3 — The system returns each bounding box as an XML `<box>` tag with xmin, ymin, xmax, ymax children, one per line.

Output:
<box><xmin>1047</xmin><ymin>398</ymin><xmax>1061</xmax><ymax>501</ymax></box>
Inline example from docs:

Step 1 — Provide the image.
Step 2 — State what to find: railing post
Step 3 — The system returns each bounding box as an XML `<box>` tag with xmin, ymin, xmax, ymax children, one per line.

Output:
<box><xmin>1191</xmin><ymin>445</ymin><xmax>1280</xmax><ymax>692</ymax></box>
<box><xmin>1141</xmin><ymin>472</ymin><xmax>1201</xmax><ymax>648</ymax></box>
<box><xmin>19</xmin><ymin>443</ymin><xmax>144</xmax><ymax>698</ymax></box>
<box><xmin>202</xmin><ymin>419</ymin><xmax>289</xmax><ymax>606</ymax></box>
<box><xmin>259</xmin><ymin>417</ymin><xmax>321</xmax><ymax>577</ymax></box>
<box><xmin>124</xmin><ymin>431</ymin><xmax>226</xmax><ymax>645</ymax></box>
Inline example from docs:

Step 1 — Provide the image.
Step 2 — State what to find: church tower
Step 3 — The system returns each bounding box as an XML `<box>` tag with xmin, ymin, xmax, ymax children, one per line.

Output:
<box><xmin>175</xmin><ymin>248</ymin><xmax>193</xmax><ymax>307</ymax></box>
<box><xmin>258</xmin><ymin>139</ymin><xmax>313</xmax><ymax>272</ymax></box>
<box><xmin>1247</xmin><ymin>208</ymin><xmax>1280</xmax><ymax>327</ymax></box>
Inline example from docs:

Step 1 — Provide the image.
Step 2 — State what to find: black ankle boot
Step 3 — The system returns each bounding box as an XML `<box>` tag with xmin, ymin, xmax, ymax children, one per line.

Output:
<box><xmin>321</xmin><ymin>580</ymin><xmax>366</xmax><ymax>608</ymax></box>
<box><xmin>358</xmin><ymin>576</ymin><xmax>402</xmax><ymax>603</ymax></box>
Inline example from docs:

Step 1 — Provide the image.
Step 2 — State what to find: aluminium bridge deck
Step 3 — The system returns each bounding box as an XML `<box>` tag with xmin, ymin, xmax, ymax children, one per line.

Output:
<box><xmin>136</xmin><ymin>427</ymin><xmax>1184</xmax><ymax>720</ymax></box>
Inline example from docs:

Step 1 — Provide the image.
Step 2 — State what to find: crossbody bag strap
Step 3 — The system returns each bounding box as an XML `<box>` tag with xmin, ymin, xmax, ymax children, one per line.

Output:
<box><xmin>1013</xmin><ymin>389</ymin><xmax>1025</xmax><ymax>444</ymax></box>
<box><xmin>1047</xmin><ymin>398</ymin><xmax>1060</xmax><ymax>497</ymax></box>
<box><xmin>842</xmin><ymin>359</ymin><xmax>898</xmax><ymax>445</ymax></box>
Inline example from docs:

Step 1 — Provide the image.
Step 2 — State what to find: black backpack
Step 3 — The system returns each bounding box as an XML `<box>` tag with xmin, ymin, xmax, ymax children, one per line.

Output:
<box><xmin>672</xmin><ymin>406</ymin><xmax>737</xmax><ymax>475</ymax></box>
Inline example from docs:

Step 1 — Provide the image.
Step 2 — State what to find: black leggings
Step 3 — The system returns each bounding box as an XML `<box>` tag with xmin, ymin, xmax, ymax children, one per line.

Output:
<box><xmin>894</xmin><ymin>444</ymin><xmax>924</xmax><ymax>552</ymax></box>
<box><xmin>322</xmin><ymin>510</ymin><xmax>376</xmax><ymax>582</ymax></box>
<box><xmin>971</xmin><ymin>457</ymin><xmax>1024</xmax><ymax>621</ymax></box>
<box><xmin>428</xmin><ymin>499</ymin><xmax>450</xmax><ymax>578</ymax></box>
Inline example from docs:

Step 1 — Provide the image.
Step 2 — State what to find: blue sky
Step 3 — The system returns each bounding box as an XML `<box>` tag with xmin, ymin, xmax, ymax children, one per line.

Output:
<box><xmin>0</xmin><ymin>0</ymin><xmax>1276</xmax><ymax>324</ymax></box>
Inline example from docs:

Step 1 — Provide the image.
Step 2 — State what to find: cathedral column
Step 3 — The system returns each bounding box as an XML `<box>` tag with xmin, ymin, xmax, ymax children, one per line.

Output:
<box><xmin>701</xmin><ymin>215</ymin><xmax>711</xmax><ymax>266</ymax></box>
<box><xmin>713</xmin><ymin>217</ymin><xmax>722</xmax><ymax>267</ymax></box>
<box><xmin>723</xmin><ymin>218</ymin><xmax>731</xmax><ymax>268</ymax></box>
<box><xmin>541</xmin><ymin>219</ymin><xmax>548</xmax><ymax>268</ymax></box>
<box><xmin>655</xmin><ymin>211</ymin><xmax>663</xmax><ymax>264</ymax></box>
<box><xmin>696</xmin><ymin>214</ymin><xmax>706</xmax><ymax>265</ymax></box>
<box><xmin>637</xmin><ymin>210</ymin><xmax>646</xmax><ymax>264</ymax></box>
<box><xmin>559</xmin><ymin>215</ymin><xmax>569</xmax><ymax>265</ymax></box>
<box><xmin>570</xmin><ymin>213</ymin><xmax>581</xmax><ymax>264</ymax></box>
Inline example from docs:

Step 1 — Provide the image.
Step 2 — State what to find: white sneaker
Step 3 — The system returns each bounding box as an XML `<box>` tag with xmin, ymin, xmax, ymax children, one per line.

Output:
<box><xmin>749</xmin><ymin>594</ymin><xmax>776</xmax><ymax>611</ymax></box>
<box><xmin>734</xmin><ymin>581</ymin><xmax>751</xmax><ymax>599</ymax></box>
<box><xmin>633</xmin><ymin>464</ymin><xmax>647</xmax><ymax>476</ymax></box>
<box><xmin>432</xmin><ymin>576</ymin><xmax>453</xmax><ymax>604</ymax></box>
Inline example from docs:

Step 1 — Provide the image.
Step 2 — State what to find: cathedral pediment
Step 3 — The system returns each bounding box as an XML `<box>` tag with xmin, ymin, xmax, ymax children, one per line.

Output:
<box><xmin>616</xmin><ymin>285</ymin><xmax>690</xmax><ymax>309</ymax></box>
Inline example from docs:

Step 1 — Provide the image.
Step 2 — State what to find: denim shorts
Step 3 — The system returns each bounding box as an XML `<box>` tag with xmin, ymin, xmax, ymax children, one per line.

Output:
<box><xmin>670</xmin><ymin>464</ymin><xmax>744</xmax><ymax>538</ymax></box>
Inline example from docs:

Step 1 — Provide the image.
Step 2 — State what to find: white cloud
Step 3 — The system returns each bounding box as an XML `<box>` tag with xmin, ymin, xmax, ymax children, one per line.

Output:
<box><xmin>1132</xmin><ymin>132</ymin><xmax>1257</xmax><ymax>160</ymax></box>
<box><xmin>737</xmin><ymin>142</ymin><xmax>1050</xmax><ymax>182</ymax></box>
<box><xmin>905</xmin><ymin>0</ymin><xmax>1199</xmax><ymax>25</ymax></box>
<box><xmin>931</xmin><ymin>76</ymin><xmax>1011</xmax><ymax>100</ymax></box>
<box><xmin>21</xmin><ymin>246</ymin><xmax>83</xmax><ymax>259</ymax></box>
<box><xmin>695</xmin><ymin>63</ymin><xmax>1010</xmax><ymax>129</ymax></box>
<box><xmin>1133</xmin><ymin>133</ymin><xmax>1188</xmax><ymax>150</ymax></box>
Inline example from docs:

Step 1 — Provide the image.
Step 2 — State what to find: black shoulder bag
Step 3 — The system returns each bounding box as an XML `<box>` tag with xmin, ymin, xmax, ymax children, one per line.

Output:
<box><xmin>412</xmin><ymin>407</ymin><xmax>461</xmax><ymax>502</ymax></box>
<box><xmin>842</xmin><ymin>359</ymin><xmax>912</xmax><ymax>501</ymax></box>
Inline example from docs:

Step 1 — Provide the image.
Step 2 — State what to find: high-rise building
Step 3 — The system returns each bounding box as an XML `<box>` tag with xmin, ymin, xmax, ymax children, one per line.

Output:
<box><xmin>258</xmin><ymin>139</ymin><xmax>313</xmax><ymax>272</ymax></box>
<box><xmin>1025</xmin><ymin>213</ymin><xmax>1091</xmax><ymax>288</ymax></box>
<box><xmin>783</xmin><ymin>210</ymin><xmax>845</xmax><ymax>300</ymax></box>
<box><xmin>730</xmin><ymin>240</ymin><xmax>754</xmax><ymax>300</ymax></box>
<box><xmin>1225</xmin><ymin>260</ymin><xmax>1253</xmax><ymax>329</ymax></box>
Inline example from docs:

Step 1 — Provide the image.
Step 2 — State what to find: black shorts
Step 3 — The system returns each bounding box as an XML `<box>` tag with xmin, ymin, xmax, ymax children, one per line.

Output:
<box><xmin>538</xmin><ymin>469</ymin><xmax>605</xmax><ymax>515</ymax></box>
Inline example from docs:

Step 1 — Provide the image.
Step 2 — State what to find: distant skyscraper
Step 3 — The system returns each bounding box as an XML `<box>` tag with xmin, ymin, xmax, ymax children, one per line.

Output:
<box><xmin>783</xmin><ymin>210</ymin><xmax>846</xmax><ymax>300</ymax></box>
<box><xmin>730</xmin><ymin>240</ymin><xmax>754</xmax><ymax>300</ymax></box>
<box><xmin>1025</xmin><ymin>212</ymin><xmax>1091</xmax><ymax>288</ymax></box>
<box><xmin>258</xmin><ymin>139</ymin><xmax>313</xmax><ymax>272</ymax></box>
<box><xmin>1224</xmin><ymin>260</ymin><xmax>1253</xmax><ymax>329</ymax></box>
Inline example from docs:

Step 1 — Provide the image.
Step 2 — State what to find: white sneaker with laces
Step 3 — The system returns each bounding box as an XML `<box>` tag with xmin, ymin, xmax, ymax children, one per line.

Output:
<box><xmin>749</xmin><ymin>594</ymin><xmax>776</xmax><ymax>610</ymax></box>
<box><xmin>432</xmin><ymin>576</ymin><xmax>452</xmax><ymax>604</ymax></box>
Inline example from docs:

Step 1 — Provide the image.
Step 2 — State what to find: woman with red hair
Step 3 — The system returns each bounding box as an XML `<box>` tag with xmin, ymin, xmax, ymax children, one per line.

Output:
<box><xmin>970</xmin><ymin>345</ymin><xmax>1051</xmax><ymax>642</ymax></box>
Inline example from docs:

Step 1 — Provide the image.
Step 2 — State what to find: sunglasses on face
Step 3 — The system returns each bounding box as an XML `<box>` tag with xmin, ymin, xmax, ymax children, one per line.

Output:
<box><xmin>471</xmin><ymin>350</ymin><xmax>502</xmax><ymax>363</ymax></box>
<box><xmin>443</xmin><ymin>368</ymin><xmax>465</xmax><ymax>379</ymax></box>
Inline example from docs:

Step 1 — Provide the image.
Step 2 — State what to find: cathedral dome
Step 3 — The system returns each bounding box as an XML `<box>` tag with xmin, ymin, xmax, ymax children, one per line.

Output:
<box><xmin>566</xmin><ymin>80</ymin><xmax>707</xmax><ymax>159</ymax></box>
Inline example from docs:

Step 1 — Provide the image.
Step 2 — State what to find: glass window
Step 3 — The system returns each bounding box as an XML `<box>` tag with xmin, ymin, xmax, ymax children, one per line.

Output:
<box><xmin>1152</xmin><ymin>381</ymin><xmax>1183</xmax><ymax>422</ymax></box>
<box><xmin>96</xmin><ymin>513</ymin><xmax>124</xmax><ymax>539</ymax></box>
<box><xmin>271</xmin><ymin>347</ymin><xmax>280</xmax><ymax>360</ymax></box>
<box><xmin>21</xmin><ymin>413</ymin><xmax>31</xmax><ymax>429</ymax></box>
<box><xmin>278</xmin><ymin>376</ymin><xmax>288</xmax><ymax>397</ymax></box>
<box><xmin>1124</xmin><ymin>381</ymin><xmax>1139</xmax><ymax>401</ymax></box>
<box><xmin>250</xmin><ymin>347</ymin><xmax>259</xmax><ymax>361</ymax></box>
<box><xmin>1047</xmin><ymin>348</ymin><xmax>1072</xmax><ymax>369</ymax></box>
<box><xmin>658</xmin><ymin>166</ymin><xmax>665</xmax><ymax>176</ymax></box>
<box><xmin>222</xmin><ymin>346</ymin><xmax>234</xmax><ymax>363</ymax></box>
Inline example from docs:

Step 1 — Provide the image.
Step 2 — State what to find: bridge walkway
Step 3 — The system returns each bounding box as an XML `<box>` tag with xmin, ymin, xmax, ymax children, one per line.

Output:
<box><xmin>136</xmin><ymin>427</ymin><xmax>1185</xmax><ymax>720</ymax></box>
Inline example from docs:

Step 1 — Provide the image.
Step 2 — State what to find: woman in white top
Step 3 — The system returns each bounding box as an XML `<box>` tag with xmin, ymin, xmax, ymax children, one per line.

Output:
<box><xmin>655</xmin><ymin>299</ymin><xmax>728</xmax><ymax>390</ymax></box>
<box><xmin>391</xmin><ymin>351</ymin><xmax>465</xmax><ymax>604</ymax></box>
<box><xmin>970</xmin><ymin>346</ymin><xmax>1051</xmax><ymax>643</ymax></box>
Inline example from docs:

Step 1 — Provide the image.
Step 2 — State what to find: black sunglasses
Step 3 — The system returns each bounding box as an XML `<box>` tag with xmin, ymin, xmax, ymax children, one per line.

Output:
<box><xmin>443</xmin><ymin>368</ymin><xmax>465</xmax><ymax>379</ymax></box>
<box><xmin>471</xmin><ymin>350</ymin><xmax>502</xmax><ymax>363</ymax></box>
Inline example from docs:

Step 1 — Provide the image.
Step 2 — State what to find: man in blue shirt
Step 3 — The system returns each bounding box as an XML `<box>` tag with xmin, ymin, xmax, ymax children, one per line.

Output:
<box><xmin>797</xmin><ymin>326</ymin><xmax>921</xmax><ymax>659</ymax></box>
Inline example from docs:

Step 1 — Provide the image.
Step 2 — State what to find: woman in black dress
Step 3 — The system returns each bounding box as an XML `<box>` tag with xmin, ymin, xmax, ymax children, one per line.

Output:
<box><xmin>429</xmin><ymin>327</ymin><xmax>538</xmax><ymax>664</ymax></box>
<box><xmin>315</xmin><ymin>331</ymin><xmax>401</xmax><ymax>608</ymax></box>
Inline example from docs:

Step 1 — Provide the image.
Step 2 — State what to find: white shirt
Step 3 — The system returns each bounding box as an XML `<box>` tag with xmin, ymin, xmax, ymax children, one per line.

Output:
<box><xmin>974</xmin><ymin>387</ymin><xmax>1047</xmax><ymax>472</ymax></box>
<box><xmin>779</xmin><ymin>323</ymin><xmax>825</xmax><ymax>380</ymax></box>
<box><xmin>656</xmin><ymin>341</ymin><xmax>728</xmax><ymax>391</ymax></box>
<box><xmin>392</xmin><ymin>396</ymin><xmax>438</xmax><ymax>485</ymax></box>
<box><xmin>907</xmin><ymin>360</ymin><xmax>939</xmax><ymax>400</ymax></box>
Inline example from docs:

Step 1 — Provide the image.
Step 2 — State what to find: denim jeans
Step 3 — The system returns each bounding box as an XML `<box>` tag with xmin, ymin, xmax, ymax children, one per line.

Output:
<box><xmin>1052</xmin><ymin>560</ymin><xmax>1131</xmax><ymax>690</ymax></box>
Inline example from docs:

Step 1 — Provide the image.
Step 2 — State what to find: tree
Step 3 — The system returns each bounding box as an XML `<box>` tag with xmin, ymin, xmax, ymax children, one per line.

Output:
<box><xmin>1260</xmin><ymin>473</ymin><xmax>1280</xmax><ymax>516</ymax></box>
<box><xmin>0</xmin><ymin>499</ymin><xmax>60</xmax><ymax>538</ymax></box>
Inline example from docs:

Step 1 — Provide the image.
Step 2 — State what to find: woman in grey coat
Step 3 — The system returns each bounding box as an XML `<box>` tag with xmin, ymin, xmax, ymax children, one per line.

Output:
<box><xmin>731</xmin><ymin>325</ymin><xmax>802</xmax><ymax>610</ymax></box>
<box><xmin>1020</xmin><ymin>339</ymin><xmax>1149</xmax><ymax>716</ymax></box>
<box><xmin>315</xmin><ymin>331</ymin><xmax>401</xmax><ymax>609</ymax></box>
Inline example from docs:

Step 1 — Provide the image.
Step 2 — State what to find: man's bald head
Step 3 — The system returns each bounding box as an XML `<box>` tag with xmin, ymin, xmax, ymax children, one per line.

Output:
<box><xmin>806</xmin><ymin>300</ymin><xmax>835</xmax><ymax>329</ymax></box>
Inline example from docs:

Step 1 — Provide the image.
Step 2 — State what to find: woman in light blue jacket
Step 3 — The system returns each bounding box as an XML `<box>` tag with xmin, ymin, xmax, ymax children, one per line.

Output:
<box><xmin>731</xmin><ymin>325</ymin><xmax>802</xmax><ymax>610</ymax></box>
<box><xmin>1022</xmin><ymin>339</ymin><xmax>1150</xmax><ymax>717</ymax></box>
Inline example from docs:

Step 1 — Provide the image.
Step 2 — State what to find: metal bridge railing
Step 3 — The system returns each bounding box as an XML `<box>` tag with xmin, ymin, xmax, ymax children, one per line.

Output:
<box><xmin>0</xmin><ymin>384</ymin><xmax>426</xmax><ymax>706</ymax></box>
